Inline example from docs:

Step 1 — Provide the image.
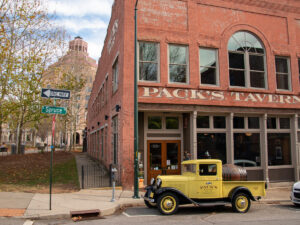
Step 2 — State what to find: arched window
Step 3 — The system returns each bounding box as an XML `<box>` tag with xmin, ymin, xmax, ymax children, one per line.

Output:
<box><xmin>228</xmin><ymin>31</ymin><xmax>266</xmax><ymax>88</ymax></box>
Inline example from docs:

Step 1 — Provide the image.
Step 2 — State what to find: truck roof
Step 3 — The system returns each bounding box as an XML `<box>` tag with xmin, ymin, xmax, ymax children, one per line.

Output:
<box><xmin>182</xmin><ymin>159</ymin><xmax>222</xmax><ymax>165</ymax></box>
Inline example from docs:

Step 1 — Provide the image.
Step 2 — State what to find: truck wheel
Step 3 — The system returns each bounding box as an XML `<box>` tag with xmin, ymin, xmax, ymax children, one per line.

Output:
<box><xmin>144</xmin><ymin>199</ymin><xmax>156</xmax><ymax>208</ymax></box>
<box><xmin>157</xmin><ymin>192</ymin><xmax>179</xmax><ymax>215</ymax></box>
<box><xmin>232</xmin><ymin>193</ymin><xmax>251</xmax><ymax>213</ymax></box>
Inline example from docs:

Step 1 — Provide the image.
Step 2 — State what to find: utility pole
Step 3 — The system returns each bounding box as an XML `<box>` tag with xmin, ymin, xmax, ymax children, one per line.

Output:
<box><xmin>133</xmin><ymin>0</ymin><xmax>139</xmax><ymax>199</ymax></box>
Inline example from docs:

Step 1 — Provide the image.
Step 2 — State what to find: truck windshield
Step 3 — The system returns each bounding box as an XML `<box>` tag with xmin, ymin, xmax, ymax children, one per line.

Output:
<box><xmin>182</xmin><ymin>164</ymin><xmax>196</xmax><ymax>174</ymax></box>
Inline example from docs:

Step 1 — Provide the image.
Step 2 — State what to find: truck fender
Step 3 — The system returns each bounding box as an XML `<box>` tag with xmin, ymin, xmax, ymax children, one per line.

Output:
<box><xmin>229</xmin><ymin>186</ymin><xmax>255</xmax><ymax>201</ymax></box>
<box><xmin>155</xmin><ymin>187</ymin><xmax>196</xmax><ymax>205</ymax></box>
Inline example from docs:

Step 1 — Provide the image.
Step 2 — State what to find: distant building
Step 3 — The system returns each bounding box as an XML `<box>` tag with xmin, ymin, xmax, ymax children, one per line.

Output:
<box><xmin>87</xmin><ymin>0</ymin><xmax>300</xmax><ymax>189</ymax></box>
<box><xmin>42</xmin><ymin>37</ymin><xmax>97</xmax><ymax>147</ymax></box>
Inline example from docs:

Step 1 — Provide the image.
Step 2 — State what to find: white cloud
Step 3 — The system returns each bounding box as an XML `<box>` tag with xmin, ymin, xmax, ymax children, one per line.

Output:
<box><xmin>87</xmin><ymin>41</ymin><xmax>103</xmax><ymax>61</ymax></box>
<box><xmin>56</xmin><ymin>18</ymin><xmax>107</xmax><ymax>33</ymax></box>
<box><xmin>48</xmin><ymin>0</ymin><xmax>114</xmax><ymax>17</ymax></box>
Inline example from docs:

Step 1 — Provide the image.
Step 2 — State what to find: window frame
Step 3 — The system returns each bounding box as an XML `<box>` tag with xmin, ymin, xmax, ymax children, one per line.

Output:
<box><xmin>168</xmin><ymin>44</ymin><xmax>189</xmax><ymax>84</ymax></box>
<box><xmin>228</xmin><ymin>31</ymin><xmax>267</xmax><ymax>89</ymax></box>
<box><xmin>138</xmin><ymin>41</ymin><xmax>160</xmax><ymax>83</ymax></box>
<box><xmin>199</xmin><ymin>47</ymin><xmax>219</xmax><ymax>86</ymax></box>
<box><xmin>275</xmin><ymin>56</ymin><xmax>291</xmax><ymax>91</ymax></box>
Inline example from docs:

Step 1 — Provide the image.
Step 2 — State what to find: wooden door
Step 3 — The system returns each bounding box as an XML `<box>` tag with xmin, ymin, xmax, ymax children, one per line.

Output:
<box><xmin>147</xmin><ymin>140</ymin><xmax>181</xmax><ymax>184</ymax></box>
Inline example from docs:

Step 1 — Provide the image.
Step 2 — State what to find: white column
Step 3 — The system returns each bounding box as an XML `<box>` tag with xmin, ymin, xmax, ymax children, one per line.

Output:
<box><xmin>191</xmin><ymin>111</ymin><xmax>197</xmax><ymax>159</ymax></box>
<box><xmin>261</xmin><ymin>114</ymin><xmax>269</xmax><ymax>183</ymax></box>
<box><xmin>226</xmin><ymin>113</ymin><xmax>234</xmax><ymax>164</ymax></box>
<box><xmin>291</xmin><ymin>114</ymin><xmax>299</xmax><ymax>181</ymax></box>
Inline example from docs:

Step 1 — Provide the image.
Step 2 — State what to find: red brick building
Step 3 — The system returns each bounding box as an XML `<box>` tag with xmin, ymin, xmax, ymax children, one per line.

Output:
<box><xmin>87</xmin><ymin>0</ymin><xmax>300</xmax><ymax>189</ymax></box>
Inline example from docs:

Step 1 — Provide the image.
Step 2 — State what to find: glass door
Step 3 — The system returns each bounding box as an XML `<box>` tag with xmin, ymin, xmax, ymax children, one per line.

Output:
<box><xmin>165</xmin><ymin>141</ymin><xmax>181</xmax><ymax>176</ymax></box>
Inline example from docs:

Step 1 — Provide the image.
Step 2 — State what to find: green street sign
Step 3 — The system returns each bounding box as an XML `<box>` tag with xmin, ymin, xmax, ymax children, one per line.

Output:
<box><xmin>42</xmin><ymin>106</ymin><xmax>67</xmax><ymax>115</ymax></box>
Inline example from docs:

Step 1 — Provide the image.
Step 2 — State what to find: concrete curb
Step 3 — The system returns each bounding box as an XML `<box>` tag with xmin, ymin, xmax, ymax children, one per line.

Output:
<box><xmin>21</xmin><ymin>200</ymin><xmax>145</xmax><ymax>220</ymax></box>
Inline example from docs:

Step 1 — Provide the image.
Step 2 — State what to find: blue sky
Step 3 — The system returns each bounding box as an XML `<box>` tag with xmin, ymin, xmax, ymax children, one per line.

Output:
<box><xmin>48</xmin><ymin>0</ymin><xmax>114</xmax><ymax>61</ymax></box>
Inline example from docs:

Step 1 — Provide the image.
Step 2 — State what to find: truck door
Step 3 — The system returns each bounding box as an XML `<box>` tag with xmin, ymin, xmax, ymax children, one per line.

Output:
<box><xmin>189</xmin><ymin>163</ymin><xmax>222</xmax><ymax>199</ymax></box>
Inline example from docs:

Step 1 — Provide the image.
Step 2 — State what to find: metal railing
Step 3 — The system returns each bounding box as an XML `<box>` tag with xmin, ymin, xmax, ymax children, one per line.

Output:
<box><xmin>80</xmin><ymin>164</ymin><xmax>110</xmax><ymax>189</ymax></box>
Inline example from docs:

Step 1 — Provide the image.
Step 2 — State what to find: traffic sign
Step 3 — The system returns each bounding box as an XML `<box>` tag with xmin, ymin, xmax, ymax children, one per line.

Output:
<box><xmin>42</xmin><ymin>106</ymin><xmax>67</xmax><ymax>115</ymax></box>
<box><xmin>41</xmin><ymin>88</ymin><xmax>70</xmax><ymax>100</ymax></box>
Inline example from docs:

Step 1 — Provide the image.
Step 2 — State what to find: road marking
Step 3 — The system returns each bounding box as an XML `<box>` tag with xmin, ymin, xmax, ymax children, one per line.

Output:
<box><xmin>122</xmin><ymin>212</ymin><xmax>158</xmax><ymax>218</ymax></box>
<box><xmin>23</xmin><ymin>220</ymin><xmax>34</xmax><ymax>225</ymax></box>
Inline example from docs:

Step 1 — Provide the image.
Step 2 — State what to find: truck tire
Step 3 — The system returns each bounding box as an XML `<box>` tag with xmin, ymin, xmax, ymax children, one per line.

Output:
<box><xmin>144</xmin><ymin>199</ymin><xmax>156</xmax><ymax>208</ymax></box>
<box><xmin>232</xmin><ymin>193</ymin><xmax>251</xmax><ymax>213</ymax></box>
<box><xmin>157</xmin><ymin>192</ymin><xmax>179</xmax><ymax>215</ymax></box>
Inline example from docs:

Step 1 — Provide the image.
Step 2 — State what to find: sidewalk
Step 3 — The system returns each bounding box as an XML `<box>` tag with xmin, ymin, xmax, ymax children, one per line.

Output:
<box><xmin>0</xmin><ymin>185</ymin><xmax>293</xmax><ymax>219</ymax></box>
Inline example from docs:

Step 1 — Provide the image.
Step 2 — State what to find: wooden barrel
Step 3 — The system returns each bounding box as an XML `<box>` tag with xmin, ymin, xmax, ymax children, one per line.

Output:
<box><xmin>222</xmin><ymin>164</ymin><xmax>247</xmax><ymax>181</ymax></box>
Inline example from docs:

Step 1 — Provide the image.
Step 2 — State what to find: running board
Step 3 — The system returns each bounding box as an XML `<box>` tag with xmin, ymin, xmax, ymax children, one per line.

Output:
<box><xmin>193</xmin><ymin>201</ymin><xmax>228</xmax><ymax>207</ymax></box>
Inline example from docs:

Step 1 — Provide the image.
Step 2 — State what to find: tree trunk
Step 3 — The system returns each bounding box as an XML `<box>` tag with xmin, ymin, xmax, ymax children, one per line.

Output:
<box><xmin>16</xmin><ymin>122</ymin><xmax>24</xmax><ymax>154</ymax></box>
<box><xmin>0</xmin><ymin>122</ymin><xmax>2</xmax><ymax>143</ymax></box>
<box><xmin>16</xmin><ymin>106</ymin><xmax>25</xmax><ymax>154</ymax></box>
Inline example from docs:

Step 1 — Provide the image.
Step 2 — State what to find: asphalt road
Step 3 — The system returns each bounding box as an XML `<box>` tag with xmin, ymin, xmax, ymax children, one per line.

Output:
<box><xmin>2</xmin><ymin>202</ymin><xmax>300</xmax><ymax>225</ymax></box>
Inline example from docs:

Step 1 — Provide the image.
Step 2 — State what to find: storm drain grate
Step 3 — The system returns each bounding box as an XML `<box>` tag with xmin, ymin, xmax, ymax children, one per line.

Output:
<box><xmin>70</xmin><ymin>209</ymin><xmax>103</xmax><ymax>221</ymax></box>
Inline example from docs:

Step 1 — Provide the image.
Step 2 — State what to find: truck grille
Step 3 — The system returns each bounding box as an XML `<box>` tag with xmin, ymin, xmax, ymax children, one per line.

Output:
<box><xmin>295</xmin><ymin>188</ymin><xmax>300</xmax><ymax>192</ymax></box>
<box><xmin>294</xmin><ymin>192</ymin><xmax>300</xmax><ymax>199</ymax></box>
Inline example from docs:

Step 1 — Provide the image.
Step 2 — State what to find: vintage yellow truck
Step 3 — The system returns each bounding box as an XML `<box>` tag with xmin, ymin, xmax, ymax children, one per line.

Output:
<box><xmin>144</xmin><ymin>159</ymin><xmax>266</xmax><ymax>215</ymax></box>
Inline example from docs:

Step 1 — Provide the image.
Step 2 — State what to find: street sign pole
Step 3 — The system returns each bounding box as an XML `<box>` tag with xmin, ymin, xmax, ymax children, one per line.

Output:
<box><xmin>41</xmin><ymin>88</ymin><xmax>69</xmax><ymax>211</ymax></box>
<box><xmin>49</xmin><ymin>99</ymin><xmax>56</xmax><ymax>210</ymax></box>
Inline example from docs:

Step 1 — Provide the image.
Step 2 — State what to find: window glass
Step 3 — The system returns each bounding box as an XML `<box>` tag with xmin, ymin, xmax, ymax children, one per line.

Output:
<box><xmin>276</xmin><ymin>74</ymin><xmax>289</xmax><ymax>90</ymax></box>
<box><xmin>275</xmin><ymin>57</ymin><xmax>290</xmax><ymax>90</ymax></box>
<box><xmin>248</xmin><ymin>117</ymin><xmax>260</xmax><ymax>129</ymax></box>
<box><xmin>279</xmin><ymin>118</ymin><xmax>290</xmax><ymax>129</ymax></box>
<box><xmin>169</xmin><ymin>45</ymin><xmax>188</xmax><ymax>83</ymax></box>
<box><xmin>199</xmin><ymin>164</ymin><xmax>217</xmax><ymax>176</ymax></box>
<box><xmin>200</xmin><ymin>48</ymin><xmax>217</xmax><ymax>85</ymax></box>
<box><xmin>112</xmin><ymin>116</ymin><xmax>118</xmax><ymax>164</ymax></box>
<box><xmin>234</xmin><ymin>133</ymin><xmax>260</xmax><ymax>167</ymax></box>
<box><xmin>230</xmin><ymin>70</ymin><xmax>245</xmax><ymax>87</ymax></box>
<box><xmin>229</xmin><ymin>53</ymin><xmax>245</xmax><ymax>69</ymax></box>
<box><xmin>169</xmin><ymin>45</ymin><xmax>187</xmax><ymax>64</ymax></box>
<box><xmin>197</xmin><ymin>133</ymin><xmax>227</xmax><ymax>163</ymax></box>
<box><xmin>213</xmin><ymin>116</ymin><xmax>226</xmax><ymax>129</ymax></box>
<box><xmin>250</xmin><ymin>72</ymin><xmax>265</xmax><ymax>88</ymax></box>
<box><xmin>150</xmin><ymin>143</ymin><xmax>162</xmax><ymax>170</ymax></box>
<box><xmin>267</xmin><ymin>117</ymin><xmax>276</xmax><ymax>129</ymax></box>
<box><xmin>298</xmin><ymin>117</ymin><xmax>300</xmax><ymax>129</ymax></box>
<box><xmin>267</xmin><ymin>133</ymin><xmax>291</xmax><ymax>165</ymax></box>
<box><xmin>112</xmin><ymin>58</ymin><xmax>119</xmax><ymax>93</ymax></box>
<box><xmin>275</xmin><ymin>57</ymin><xmax>288</xmax><ymax>73</ymax></box>
<box><xmin>197</xmin><ymin>116</ymin><xmax>209</xmax><ymax>128</ymax></box>
<box><xmin>148</xmin><ymin>116</ymin><xmax>162</xmax><ymax>129</ymax></box>
<box><xmin>139</xmin><ymin>42</ymin><xmax>158</xmax><ymax>81</ymax></box>
<box><xmin>249</xmin><ymin>55</ymin><xmax>264</xmax><ymax>71</ymax></box>
<box><xmin>166</xmin><ymin>143</ymin><xmax>179</xmax><ymax>170</ymax></box>
<box><xmin>298</xmin><ymin>59</ymin><xmax>300</xmax><ymax>82</ymax></box>
<box><xmin>183</xmin><ymin>164</ymin><xmax>196</xmax><ymax>174</ymax></box>
<box><xmin>233</xmin><ymin>117</ymin><xmax>244</xmax><ymax>129</ymax></box>
<box><xmin>166</xmin><ymin>117</ymin><xmax>179</xmax><ymax>129</ymax></box>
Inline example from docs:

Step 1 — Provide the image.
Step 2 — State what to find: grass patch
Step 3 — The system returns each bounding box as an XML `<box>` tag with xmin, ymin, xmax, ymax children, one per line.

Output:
<box><xmin>0</xmin><ymin>151</ymin><xmax>79</xmax><ymax>193</ymax></box>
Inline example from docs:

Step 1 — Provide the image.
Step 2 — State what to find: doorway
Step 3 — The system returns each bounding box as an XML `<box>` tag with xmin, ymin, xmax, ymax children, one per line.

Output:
<box><xmin>147</xmin><ymin>140</ymin><xmax>181</xmax><ymax>184</ymax></box>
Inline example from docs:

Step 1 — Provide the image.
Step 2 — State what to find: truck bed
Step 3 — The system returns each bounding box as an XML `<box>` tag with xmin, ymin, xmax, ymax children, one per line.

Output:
<box><xmin>222</xmin><ymin>181</ymin><xmax>266</xmax><ymax>198</ymax></box>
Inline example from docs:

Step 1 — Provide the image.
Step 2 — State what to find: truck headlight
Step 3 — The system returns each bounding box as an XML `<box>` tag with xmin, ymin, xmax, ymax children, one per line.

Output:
<box><xmin>150</xmin><ymin>178</ymin><xmax>155</xmax><ymax>185</ymax></box>
<box><xmin>156</xmin><ymin>178</ymin><xmax>162</xmax><ymax>188</ymax></box>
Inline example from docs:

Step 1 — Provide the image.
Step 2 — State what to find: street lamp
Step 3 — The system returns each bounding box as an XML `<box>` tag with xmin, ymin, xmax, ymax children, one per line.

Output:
<box><xmin>133</xmin><ymin>0</ymin><xmax>139</xmax><ymax>199</ymax></box>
